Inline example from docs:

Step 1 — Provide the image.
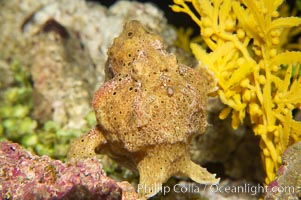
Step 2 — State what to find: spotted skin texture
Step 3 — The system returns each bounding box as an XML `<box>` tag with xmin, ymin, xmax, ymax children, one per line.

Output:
<box><xmin>68</xmin><ymin>20</ymin><xmax>219</xmax><ymax>198</ymax></box>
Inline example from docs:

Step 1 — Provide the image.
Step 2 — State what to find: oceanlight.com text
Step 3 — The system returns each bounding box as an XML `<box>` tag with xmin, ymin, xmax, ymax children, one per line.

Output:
<box><xmin>137</xmin><ymin>183</ymin><xmax>295</xmax><ymax>196</ymax></box>
<box><xmin>208</xmin><ymin>184</ymin><xmax>295</xmax><ymax>196</ymax></box>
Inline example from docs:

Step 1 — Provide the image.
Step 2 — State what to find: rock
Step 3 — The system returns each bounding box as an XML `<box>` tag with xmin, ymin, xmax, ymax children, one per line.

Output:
<box><xmin>191</xmin><ymin>97</ymin><xmax>265</xmax><ymax>182</ymax></box>
<box><xmin>265</xmin><ymin>141</ymin><xmax>301</xmax><ymax>200</ymax></box>
<box><xmin>0</xmin><ymin>141</ymin><xmax>138</xmax><ymax>200</ymax></box>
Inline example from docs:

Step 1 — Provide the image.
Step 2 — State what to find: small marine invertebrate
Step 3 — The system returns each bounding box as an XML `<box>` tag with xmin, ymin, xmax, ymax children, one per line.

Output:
<box><xmin>68</xmin><ymin>20</ymin><xmax>219</xmax><ymax>198</ymax></box>
<box><xmin>0</xmin><ymin>141</ymin><xmax>137</xmax><ymax>200</ymax></box>
<box><xmin>171</xmin><ymin>0</ymin><xmax>301</xmax><ymax>183</ymax></box>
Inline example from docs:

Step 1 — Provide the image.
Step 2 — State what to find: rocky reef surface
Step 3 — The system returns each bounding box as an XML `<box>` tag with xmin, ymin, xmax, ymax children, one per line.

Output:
<box><xmin>0</xmin><ymin>141</ymin><xmax>138</xmax><ymax>200</ymax></box>
<box><xmin>265</xmin><ymin>141</ymin><xmax>301</xmax><ymax>200</ymax></box>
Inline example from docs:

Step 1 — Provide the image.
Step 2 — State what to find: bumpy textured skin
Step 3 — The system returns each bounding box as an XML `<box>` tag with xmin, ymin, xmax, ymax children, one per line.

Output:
<box><xmin>68</xmin><ymin>20</ymin><xmax>219</xmax><ymax>198</ymax></box>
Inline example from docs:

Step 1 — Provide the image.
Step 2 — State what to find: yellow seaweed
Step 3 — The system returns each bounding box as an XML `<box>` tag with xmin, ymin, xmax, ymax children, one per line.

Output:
<box><xmin>171</xmin><ymin>0</ymin><xmax>301</xmax><ymax>183</ymax></box>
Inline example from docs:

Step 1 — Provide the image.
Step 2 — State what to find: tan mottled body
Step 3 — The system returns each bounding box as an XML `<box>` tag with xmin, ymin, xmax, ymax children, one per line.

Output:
<box><xmin>68</xmin><ymin>20</ymin><xmax>219</xmax><ymax>198</ymax></box>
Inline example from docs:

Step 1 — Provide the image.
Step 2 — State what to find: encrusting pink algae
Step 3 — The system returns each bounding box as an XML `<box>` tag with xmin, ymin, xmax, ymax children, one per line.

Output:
<box><xmin>0</xmin><ymin>141</ymin><xmax>138</xmax><ymax>200</ymax></box>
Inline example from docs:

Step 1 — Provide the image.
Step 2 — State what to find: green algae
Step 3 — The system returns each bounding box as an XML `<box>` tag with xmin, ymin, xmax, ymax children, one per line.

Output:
<box><xmin>0</xmin><ymin>61</ymin><xmax>94</xmax><ymax>160</ymax></box>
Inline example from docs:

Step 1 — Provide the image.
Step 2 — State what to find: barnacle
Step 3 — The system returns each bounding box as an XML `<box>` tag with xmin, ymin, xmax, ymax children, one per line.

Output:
<box><xmin>171</xmin><ymin>0</ymin><xmax>301</xmax><ymax>183</ymax></box>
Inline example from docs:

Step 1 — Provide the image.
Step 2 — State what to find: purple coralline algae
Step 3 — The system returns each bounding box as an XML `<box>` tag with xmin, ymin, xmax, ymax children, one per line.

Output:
<box><xmin>0</xmin><ymin>141</ymin><xmax>138</xmax><ymax>200</ymax></box>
